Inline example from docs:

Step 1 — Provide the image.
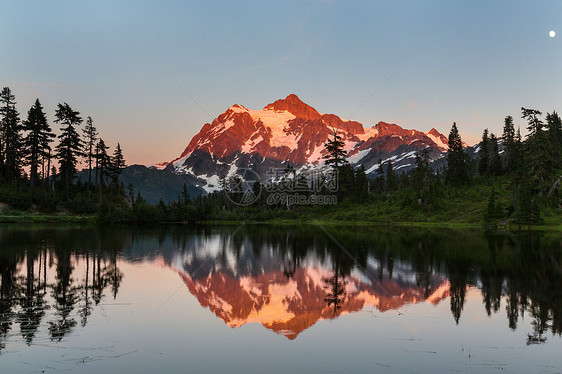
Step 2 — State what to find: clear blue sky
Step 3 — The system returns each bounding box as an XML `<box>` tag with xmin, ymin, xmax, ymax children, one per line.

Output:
<box><xmin>2</xmin><ymin>0</ymin><xmax>561</xmax><ymax>164</ymax></box>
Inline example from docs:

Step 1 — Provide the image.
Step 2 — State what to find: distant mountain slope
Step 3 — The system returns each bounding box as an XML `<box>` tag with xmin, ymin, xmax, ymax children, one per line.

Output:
<box><xmin>119</xmin><ymin>165</ymin><xmax>204</xmax><ymax>204</ymax></box>
<box><xmin>77</xmin><ymin>165</ymin><xmax>204</xmax><ymax>204</ymax></box>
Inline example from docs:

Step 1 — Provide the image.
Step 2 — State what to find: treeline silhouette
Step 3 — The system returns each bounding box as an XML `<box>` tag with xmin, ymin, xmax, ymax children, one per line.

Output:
<box><xmin>0</xmin><ymin>87</ymin><xmax>127</xmax><ymax>215</ymax></box>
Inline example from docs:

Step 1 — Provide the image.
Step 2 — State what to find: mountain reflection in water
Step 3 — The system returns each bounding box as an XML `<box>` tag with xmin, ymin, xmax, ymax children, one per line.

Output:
<box><xmin>0</xmin><ymin>224</ymin><xmax>560</xmax><ymax>351</ymax></box>
<box><xmin>170</xmin><ymin>245</ymin><xmax>449</xmax><ymax>340</ymax></box>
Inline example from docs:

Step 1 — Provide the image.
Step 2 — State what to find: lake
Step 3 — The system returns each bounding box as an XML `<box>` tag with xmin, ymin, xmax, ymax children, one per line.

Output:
<box><xmin>0</xmin><ymin>224</ymin><xmax>560</xmax><ymax>373</ymax></box>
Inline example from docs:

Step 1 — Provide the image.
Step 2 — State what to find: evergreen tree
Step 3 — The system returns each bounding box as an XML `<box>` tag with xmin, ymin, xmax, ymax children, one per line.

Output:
<box><xmin>511</xmin><ymin>127</ymin><xmax>525</xmax><ymax>210</ymax></box>
<box><xmin>181</xmin><ymin>183</ymin><xmax>191</xmax><ymax>205</ymax></box>
<box><xmin>109</xmin><ymin>143</ymin><xmax>126</xmax><ymax>185</ymax></box>
<box><xmin>337</xmin><ymin>164</ymin><xmax>355</xmax><ymax>200</ymax></box>
<box><xmin>82</xmin><ymin>116</ymin><xmax>98</xmax><ymax>186</ymax></box>
<box><xmin>412</xmin><ymin>149</ymin><xmax>431</xmax><ymax>202</ymax></box>
<box><xmin>22</xmin><ymin>99</ymin><xmax>55</xmax><ymax>187</ymax></box>
<box><xmin>371</xmin><ymin>158</ymin><xmax>385</xmax><ymax>194</ymax></box>
<box><xmin>135</xmin><ymin>191</ymin><xmax>146</xmax><ymax>205</ymax></box>
<box><xmin>218</xmin><ymin>175</ymin><xmax>227</xmax><ymax>192</ymax></box>
<box><xmin>446</xmin><ymin>122</ymin><xmax>469</xmax><ymax>186</ymax></box>
<box><xmin>50</xmin><ymin>165</ymin><xmax>57</xmax><ymax>190</ymax></box>
<box><xmin>95</xmin><ymin>138</ymin><xmax>110</xmax><ymax>202</ymax></box>
<box><xmin>323</xmin><ymin>129</ymin><xmax>348</xmax><ymax>199</ymax></box>
<box><xmin>488</xmin><ymin>133</ymin><xmax>501</xmax><ymax>176</ymax></box>
<box><xmin>514</xmin><ymin>126</ymin><xmax>523</xmax><ymax>174</ymax></box>
<box><xmin>323</xmin><ymin>129</ymin><xmax>348</xmax><ymax>169</ymax></box>
<box><xmin>484</xmin><ymin>186</ymin><xmax>503</xmax><ymax>227</ymax></box>
<box><xmin>523</xmin><ymin>107</ymin><xmax>544</xmax><ymax>137</ymax></box>
<box><xmin>0</xmin><ymin>87</ymin><xmax>23</xmax><ymax>181</ymax></box>
<box><xmin>353</xmin><ymin>165</ymin><xmax>369</xmax><ymax>200</ymax></box>
<box><xmin>385</xmin><ymin>160</ymin><xmax>397</xmax><ymax>191</ymax></box>
<box><xmin>128</xmin><ymin>183</ymin><xmax>135</xmax><ymax>208</ymax></box>
<box><xmin>521</xmin><ymin>107</ymin><xmax>555</xmax><ymax>195</ymax></box>
<box><xmin>546</xmin><ymin>111</ymin><xmax>562</xmax><ymax>170</ymax></box>
<box><xmin>54</xmin><ymin>103</ymin><xmax>83</xmax><ymax>194</ymax></box>
<box><xmin>502</xmin><ymin>115</ymin><xmax>516</xmax><ymax>173</ymax></box>
<box><xmin>515</xmin><ymin>183</ymin><xmax>541</xmax><ymax>224</ymax></box>
<box><xmin>43</xmin><ymin>148</ymin><xmax>53</xmax><ymax>189</ymax></box>
<box><xmin>478</xmin><ymin>128</ymin><xmax>490</xmax><ymax>175</ymax></box>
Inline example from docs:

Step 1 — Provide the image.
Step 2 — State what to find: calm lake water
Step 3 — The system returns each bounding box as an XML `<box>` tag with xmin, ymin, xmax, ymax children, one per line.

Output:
<box><xmin>0</xmin><ymin>224</ymin><xmax>560</xmax><ymax>373</ymax></box>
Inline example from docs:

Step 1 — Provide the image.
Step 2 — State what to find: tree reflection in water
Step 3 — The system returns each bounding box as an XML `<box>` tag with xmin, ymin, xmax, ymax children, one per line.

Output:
<box><xmin>0</xmin><ymin>227</ymin><xmax>125</xmax><ymax>350</ymax></box>
<box><xmin>0</xmin><ymin>225</ymin><xmax>559</xmax><ymax>349</ymax></box>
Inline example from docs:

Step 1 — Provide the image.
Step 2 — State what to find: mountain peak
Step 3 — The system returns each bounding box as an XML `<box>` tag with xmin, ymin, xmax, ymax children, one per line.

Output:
<box><xmin>263</xmin><ymin>94</ymin><xmax>322</xmax><ymax>121</ymax></box>
<box><xmin>427</xmin><ymin>128</ymin><xmax>440</xmax><ymax>136</ymax></box>
<box><xmin>374</xmin><ymin>121</ymin><xmax>410</xmax><ymax>137</ymax></box>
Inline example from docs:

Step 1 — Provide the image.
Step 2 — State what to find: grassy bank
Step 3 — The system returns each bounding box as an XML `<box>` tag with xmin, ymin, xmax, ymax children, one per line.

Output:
<box><xmin>199</xmin><ymin>219</ymin><xmax>562</xmax><ymax>231</ymax></box>
<box><xmin>0</xmin><ymin>213</ymin><xmax>560</xmax><ymax>231</ymax></box>
<box><xmin>195</xmin><ymin>178</ymin><xmax>561</xmax><ymax>230</ymax></box>
<box><xmin>0</xmin><ymin>213</ymin><xmax>95</xmax><ymax>223</ymax></box>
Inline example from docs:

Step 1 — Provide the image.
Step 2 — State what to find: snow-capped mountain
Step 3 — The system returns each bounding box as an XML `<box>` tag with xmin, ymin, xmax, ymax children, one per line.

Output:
<box><xmin>154</xmin><ymin>94</ymin><xmax>454</xmax><ymax>192</ymax></box>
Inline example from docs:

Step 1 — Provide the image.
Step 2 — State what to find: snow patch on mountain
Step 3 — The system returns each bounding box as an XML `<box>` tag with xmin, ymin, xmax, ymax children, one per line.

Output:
<box><xmin>232</xmin><ymin>104</ymin><xmax>299</xmax><ymax>149</ymax></box>
<box><xmin>306</xmin><ymin>145</ymin><xmax>326</xmax><ymax>164</ymax></box>
<box><xmin>424</xmin><ymin>130</ymin><xmax>448</xmax><ymax>150</ymax></box>
<box><xmin>241</xmin><ymin>135</ymin><xmax>264</xmax><ymax>153</ymax></box>
<box><xmin>347</xmin><ymin>148</ymin><xmax>371</xmax><ymax>164</ymax></box>
<box><xmin>201</xmin><ymin>174</ymin><xmax>220</xmax><ymax>193</ymax></box>
<box><xmin>356</xmin><ymin>127</ymin><xmax>379</xmax><ymax>141</ymax></box>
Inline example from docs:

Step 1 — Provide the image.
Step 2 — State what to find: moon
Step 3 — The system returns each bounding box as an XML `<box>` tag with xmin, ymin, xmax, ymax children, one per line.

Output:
<box><xmin>549</xmin><ymin>30</ymin><xmax>556</xmax><ymax>38</ymax></box>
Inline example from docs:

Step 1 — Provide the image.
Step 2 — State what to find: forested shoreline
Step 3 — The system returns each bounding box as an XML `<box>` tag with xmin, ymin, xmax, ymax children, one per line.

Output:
<box><xmin>0</xmin><ymin>86</ymin><xmax>560</xmax><ymax>228</ymax></box>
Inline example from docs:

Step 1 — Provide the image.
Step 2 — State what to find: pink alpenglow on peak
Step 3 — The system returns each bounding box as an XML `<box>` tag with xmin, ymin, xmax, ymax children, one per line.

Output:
<box><xmin>152</xmin><ymin>94</ymin><xmax>460</xmax><ymax>193</ymax></box>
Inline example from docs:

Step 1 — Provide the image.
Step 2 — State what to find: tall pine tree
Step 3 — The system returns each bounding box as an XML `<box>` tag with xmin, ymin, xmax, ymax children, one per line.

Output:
<box><xmin>521</xmin><ymin>107</ymin><xmax>554</xmax><ymax>195</ymax></box>
<box><xmin>502</xmin><ymin>115</ymin><xmax>516</xmax><ymax>173</ymax></box>
<box><xmin>82</xmin><ymin>116</ymin><xmax>98</xmax><ymax>187</ymax></box>
<box><xmin>478</xmin><ymin>128</ymin><xmax>490</xmax><ymax>175</ymax></box>
<box><xmin>54</xmin><ymin>103</ymin><xmax>83</xmax><ymax>194</ymax></box>
<box><xmin>446</xmin><ymin>122</ymin><xmax>469</xmax><ymax>186</ymax></box>
<box><xmin>95</xmin><ymin>138</ymin><xmax>110</xmax><ymax>202</ymax></box>
<box><xmin>385</xmin><ymin>160</ymin><xmax>397</xmax><ymax>191</ymax></box>
<box><xmin>323</xmin><ymin>129</ymin><xmax>348</xmax><ymax>169</ymax></box>
<box><xmin>323</xmin><ymin>128</ymin><xmax>348</xmax><ymax>197</ymax></box>
<box><xmin>109</xmin><ymin>143</ymin><xmax>126</xmax><ymax>185</ymax></box>
<box><xmin>546</xmin><ymin>111</ymin><xmax>562</xmax><ymax>170</ymax></box>
<box><xmin>0</xmin><ymin>87</ymin><xmax>23</xmax><ymax>181</ymax></box>
<box><xmin>488</xmin><ymin>133</ymin><xmax>501</xmax><ymax>176</ymax></box>
<box><xmin>353</xmin><ymin>165</ymin><xmax>369</xmax><ymax>200</ymax></box>
<box><xmin>412</xmin><ymin>149</ymin><xmax>431</xmax><ymax>202</ymax></box>
<box><xmin>22</xmin><ymin>99</ymin><xmax>55</xmax><ymax>187</ymax></box>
